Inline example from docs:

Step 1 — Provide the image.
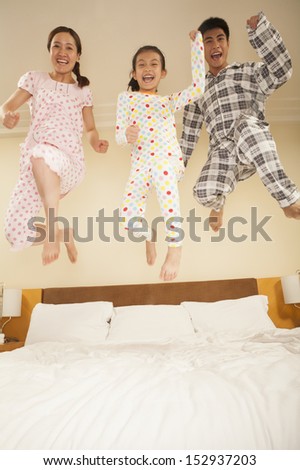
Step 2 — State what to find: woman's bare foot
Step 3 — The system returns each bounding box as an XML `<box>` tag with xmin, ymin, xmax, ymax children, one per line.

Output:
<box><xmin>59</xmin><ymin>228</ymin><xmax>78</xmax><ymax>263</ymax></box>
<box><xmin>160</xmin><ymin>246</ymin><xmax>182</xmax><ymax>282</ymax></box>
<box><xmin>209</xmin><ymin>208</ymin><xmax>223</xmax><ymax>232</ymax></box>
<box><xmin>283</xmin><ymin>201</ymin><xmax>300</xmax><ymax>220</ymax></box>
<box><xmin>42</xmin><ymin>228</ymin><xmax>60</xmax><ymax>265</ymax></box>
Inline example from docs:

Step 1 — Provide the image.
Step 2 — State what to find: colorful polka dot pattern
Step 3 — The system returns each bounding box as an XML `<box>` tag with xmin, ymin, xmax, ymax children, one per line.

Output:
<box><xmin>5</xmin><ymin>71</ymin><xmax>92</xmax><ymax>250</ymax></box>
<box><xmin>116</xmin><ymin>33</ymin><xmax>205</xmax><ymax>246</ymax></box>
<box><xmin>121</xmin><ymin>159</ymin><xmax>182</xmax><ymax>247</ymax></box>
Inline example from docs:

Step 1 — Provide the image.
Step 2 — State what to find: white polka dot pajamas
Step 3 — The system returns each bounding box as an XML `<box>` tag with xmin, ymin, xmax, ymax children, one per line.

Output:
<box><xmin>116</xmin><ymin>33</ymin><xmax>205</xmax><ymax>247</ymax></box>
<box><xmin>4</xmin><ymin>71</ymin><xmax>92</xmax><ymax>250</ymax></box>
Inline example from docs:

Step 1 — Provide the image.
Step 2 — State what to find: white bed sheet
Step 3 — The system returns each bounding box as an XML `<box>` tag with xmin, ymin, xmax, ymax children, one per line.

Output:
<box><xmin>0</xmin><ymin>328</ymin><xmax>299</xmax><ymax>450</ymax></box>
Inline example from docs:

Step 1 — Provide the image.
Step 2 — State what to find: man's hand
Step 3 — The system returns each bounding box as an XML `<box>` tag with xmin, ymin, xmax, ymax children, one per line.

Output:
<box><xmin>247</xmin><ymin>15</ymin><xmax>260</xmax><ymax>30</ymax></box>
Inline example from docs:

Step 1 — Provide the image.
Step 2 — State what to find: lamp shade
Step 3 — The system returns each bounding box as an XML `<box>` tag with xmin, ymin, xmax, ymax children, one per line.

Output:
<box><xmin>2</xmin><ymin>288</ymin><xmax>22</xmax><ymax>317</ymax></box>
<box><xmin>281</xmin><ymin>272</ymin><xmax>300</xmax><ymax>304</ymax></box>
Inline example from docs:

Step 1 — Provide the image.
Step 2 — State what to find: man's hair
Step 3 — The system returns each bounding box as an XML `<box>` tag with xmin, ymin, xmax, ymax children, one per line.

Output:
<box><xmin>198</xmin><ymin>17</ymin><xmax>230</xmax><ymax>40</ymax></box>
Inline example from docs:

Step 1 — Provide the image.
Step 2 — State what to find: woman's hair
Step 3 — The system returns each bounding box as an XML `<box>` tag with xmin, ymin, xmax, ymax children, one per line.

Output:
<box><xmin>198</xmin><ymin>17</ymin><xmax>230</xmax><ymax>40</ymax></box>
<box><xmin>127</xmin><ymin>45</ymin><xmax>166</xmax><ymax>92</ymax></box>
<box><xmin>47</xmin><ymin>26</ymin><xmax>90</xmax><ymax>88</ymax></box>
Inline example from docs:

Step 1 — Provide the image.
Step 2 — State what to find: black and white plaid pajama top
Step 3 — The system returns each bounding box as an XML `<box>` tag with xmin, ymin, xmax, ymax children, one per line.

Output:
<box><xmin>180</xmin><ymin>11</ymin><xmax>300</xmax><ymax>210</ymax></box>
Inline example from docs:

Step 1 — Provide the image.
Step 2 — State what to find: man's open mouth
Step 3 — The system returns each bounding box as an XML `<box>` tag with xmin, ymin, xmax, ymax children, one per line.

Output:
<box><xmin>211</xmin><ymin>53</ymin><xmax>222</xmax><ymax>60</ymax></box>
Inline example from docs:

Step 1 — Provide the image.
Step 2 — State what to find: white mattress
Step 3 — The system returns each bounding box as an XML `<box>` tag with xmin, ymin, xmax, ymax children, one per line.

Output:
<box><xmin>0</xmin><ymin>328</ymin><xmax>299</xmax><ymax>450</ymax></box>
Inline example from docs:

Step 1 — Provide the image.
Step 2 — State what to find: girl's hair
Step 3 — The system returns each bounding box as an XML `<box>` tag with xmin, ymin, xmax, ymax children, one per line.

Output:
<box><xmin>127</xmin><ymin>45</ymin><xmax>166</xmax><ymax>92</ymax></box>
<box><xmin>198</xmin><ymin>17</ymin><xmax>230</xmax><ymax>40</ymax></box>
<box><xmin>47</xmin><ymin>26</ymin><xmax>90</xmax><ymax>88</ymax></box>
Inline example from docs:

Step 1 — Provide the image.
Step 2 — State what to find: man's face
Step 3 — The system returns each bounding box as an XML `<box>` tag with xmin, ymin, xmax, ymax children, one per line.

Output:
<box><xmin>202</xmin><ymin>27</ymin><xmax>230</xmax><ymax>76</ymax></box>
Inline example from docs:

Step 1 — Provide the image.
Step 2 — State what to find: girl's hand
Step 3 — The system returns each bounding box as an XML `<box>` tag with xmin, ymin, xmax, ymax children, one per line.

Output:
<box><xmin>189</xmin><ymin>30</ymin><xmax>198</xmax><ymax>41</ymax></box>
<box><xmin>247</xmin><ymin>15</ymin><xmax>260</xmax><ymax>30</ymax></box>
<box><xmin>94</xmin><ymin>139</ymin><xmax>109</xmax><ymax>153</ymax></box>
<box><xmin>2</xmin><ymin>111</ymin><xmax>20</xmax><ymax>129</ymax></box>
<box><xmin>126</xmin><ymin>125</ymin><xmax>140</xmax><ymax>144</ymax></box>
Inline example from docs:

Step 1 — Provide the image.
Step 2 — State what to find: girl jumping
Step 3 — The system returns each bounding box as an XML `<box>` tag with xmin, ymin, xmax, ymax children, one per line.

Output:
<box><xmin>116</xmin><ymin>32</ymin><xmax>205</xmax><ymax>281</ymax></box>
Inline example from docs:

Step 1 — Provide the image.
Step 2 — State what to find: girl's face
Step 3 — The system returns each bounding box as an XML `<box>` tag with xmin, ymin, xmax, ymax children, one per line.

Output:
<box><xmin>133</xmin><ymin>51</ymin><xmax>167</xmax><ymax>94</ymax></box>
<box><xmin>49</xmin><ymin>32</ymin><xmax>80</xmax><ymax>80</ymax></box>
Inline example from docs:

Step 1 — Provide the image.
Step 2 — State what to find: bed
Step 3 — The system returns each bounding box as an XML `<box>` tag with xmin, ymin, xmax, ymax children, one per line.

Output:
<box><xmin>0</xmin><ymin>278</ymin><xmax>299</xmax><ymax>450</ymax></box>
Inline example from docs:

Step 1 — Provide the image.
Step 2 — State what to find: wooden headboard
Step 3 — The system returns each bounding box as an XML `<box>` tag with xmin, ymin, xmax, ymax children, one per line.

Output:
<box><xmin>42</xmin><ymin>278</ymin><xmax>258</xmax><ymax>306</ymax></box>
<box><xmin>5</xmin><ymin>278</ymin><xmax>299</xmax><ymax>342</ymax></box>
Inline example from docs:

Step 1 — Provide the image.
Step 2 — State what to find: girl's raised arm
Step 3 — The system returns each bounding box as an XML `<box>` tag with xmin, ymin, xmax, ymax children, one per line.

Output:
<box><xmin>169</xmin><ymin>31</ymin><xmax>205</xmax><ymax>113</ymax></box>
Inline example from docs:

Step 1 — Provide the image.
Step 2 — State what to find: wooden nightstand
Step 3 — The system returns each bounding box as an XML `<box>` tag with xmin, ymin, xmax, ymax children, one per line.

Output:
<box><xmin>0</xmin><ymin>341</ymin><xmax>24</xmax><ymax>353</ymax></box>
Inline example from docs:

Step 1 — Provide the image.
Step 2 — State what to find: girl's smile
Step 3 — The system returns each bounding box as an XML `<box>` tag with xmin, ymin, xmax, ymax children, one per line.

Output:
<box><xmin>133</xmin><ymin>51</ymin><xmax>167</xmax><ymax>94</ymax></box>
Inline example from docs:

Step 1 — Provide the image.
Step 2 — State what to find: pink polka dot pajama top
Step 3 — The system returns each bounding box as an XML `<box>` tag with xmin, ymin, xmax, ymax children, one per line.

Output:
<box><xmin>116</xmin><ymin>32</ymin><xmax>205</xmax><ymax>247</ymax></box>
<box><xmin>5</xmin><ymin>71</ymin><xmax>92</xmax><ymax>250</ymax></box>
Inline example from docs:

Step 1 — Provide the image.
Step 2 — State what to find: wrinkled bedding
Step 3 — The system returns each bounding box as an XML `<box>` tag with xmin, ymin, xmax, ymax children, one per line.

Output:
<box><xmin>0</xmin><ymin>329</ymin><xmax>299</xmax><ymax>450</ymax></box>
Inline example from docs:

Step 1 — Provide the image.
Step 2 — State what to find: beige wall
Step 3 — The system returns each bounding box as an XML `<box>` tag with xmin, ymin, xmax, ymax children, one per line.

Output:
<box><xmin>0</xmin><ymin>0</ymin><xmax>300</xmax><ymax>288</ymax></box>
<box><xmin>1</xmin><ymin>121</ymin><xmax>299</xmax><ymax>289</ymax></box>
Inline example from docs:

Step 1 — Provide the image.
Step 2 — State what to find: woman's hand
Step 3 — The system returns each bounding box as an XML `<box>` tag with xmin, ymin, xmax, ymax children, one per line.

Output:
<box><xmin>94</xmin><ymin>139</ymin><xmax>109</xmax><ymax>153</ymax></box>
<box><xmin>2</xmin><ymin>111</ymin><xmax>20</xmax><ymax>129</ymax></box>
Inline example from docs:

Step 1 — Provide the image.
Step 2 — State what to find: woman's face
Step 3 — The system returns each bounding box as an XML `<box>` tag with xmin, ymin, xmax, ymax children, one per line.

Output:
<box><xmin>49</xmin><ymin>32</ymin><xmax>80</xmax><ymax>79</ymax></box>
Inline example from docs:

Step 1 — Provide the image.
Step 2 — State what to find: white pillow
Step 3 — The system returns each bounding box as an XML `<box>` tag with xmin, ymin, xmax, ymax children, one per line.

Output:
<box><xmin>107</xmin><ymin>304</ymin><xmax>196</xmax><ymax>342</ymax></box>
<box><xmin>181</xmin><ymin>295</ymin><xmax>275</xmax><ymax>333</ymax></box>
<box><xmin>25</xmin><ymin>301</ymin><xmax>114</xmax><ymax>345</ymax></box>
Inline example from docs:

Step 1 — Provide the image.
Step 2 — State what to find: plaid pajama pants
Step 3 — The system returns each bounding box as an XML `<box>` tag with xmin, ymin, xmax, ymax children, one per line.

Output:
<box><xmin>193</xmin><ymin>116</ymin><xmax>300</xmax><ymax>211</ymax></box>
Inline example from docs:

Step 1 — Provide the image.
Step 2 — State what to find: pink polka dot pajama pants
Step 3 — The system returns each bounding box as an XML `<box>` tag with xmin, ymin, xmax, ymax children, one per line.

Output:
<box><xmin>4</xmin><ymin>144</ymin><xmax>84</xmax><ymax>251</ymax></box>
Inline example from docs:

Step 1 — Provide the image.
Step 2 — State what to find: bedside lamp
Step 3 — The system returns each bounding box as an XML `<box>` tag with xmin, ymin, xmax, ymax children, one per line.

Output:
<box><xmin>281</xmin><ymin>271</ymin><xmax>300</xmax><ymax>308</ymax></box>
<box><xmin>0</xmin><ymin>288</ymin><xmax>22</xmax><ymax>340</ymax></box>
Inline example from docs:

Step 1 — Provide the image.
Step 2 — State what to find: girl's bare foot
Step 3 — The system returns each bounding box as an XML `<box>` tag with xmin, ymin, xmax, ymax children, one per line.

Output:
<box><xmin>59</xmin><ymin>228</ymin><xmax>78</xmax><ymax>263</ymax></box>
<box><xmin>146</xmin><ymin>241</ymin><xmax>157</xmax><ymax>265</ymax></box>
<box><xmin>283</xmin><ymin>201</ymin><xmax>300</xmax><ymax>220</ymax></box>
<box><xmin>160</xmin><ymin>246</ymin><xmax>182</xmax><ymax>282</ymax></box>
<box><xmin>146</xmin><ymin>228</ymin><xmax>157</xmax><ymax>265</ymax></box>
<box><xmin>209</xmin><ymin>208</ymin><xmax>223</xmax><ymax>232</ymax></box>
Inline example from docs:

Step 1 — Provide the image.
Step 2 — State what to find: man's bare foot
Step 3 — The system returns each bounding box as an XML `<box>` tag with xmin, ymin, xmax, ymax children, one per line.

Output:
<box><xmin>42</xmin><ymin>229</ymin><xmax>60</xmax><ymax>265</ymax></box>
<box><xmin>146</xmin><ymin>241</ymin><xmax>157</xmax><ymax>265</ymax></box>
<box><xmin>160</xmin><ymin>246</ymin><xmax>182</xmax><ymax>282</ymax></box>
<box><xmin>59</xmin><ymin>228</ymin><xmax>78</xmax><ymax>263</ymax></box>
<box><xmin>283</xmin><ymin>201</ymin><xmax>300</xmax><ymax>220</ymax></box>
<box><xmin>209</xmin><ymin>208</ymin><xmax>223</xmax><ymax>232</ymax></box>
